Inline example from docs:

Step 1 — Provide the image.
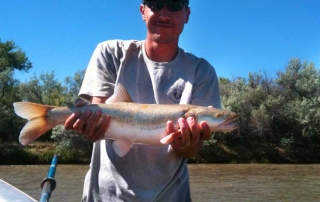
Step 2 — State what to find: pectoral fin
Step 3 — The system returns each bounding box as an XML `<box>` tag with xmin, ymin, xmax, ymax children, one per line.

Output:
<box><xmin>112</xmin><ymin>140</ymin><xmax>133</xmax><ymax>157</ymax></box>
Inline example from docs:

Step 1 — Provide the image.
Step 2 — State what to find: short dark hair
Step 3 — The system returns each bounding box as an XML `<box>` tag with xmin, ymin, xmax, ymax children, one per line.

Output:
<box><xmin>142</xmin><ymin>0</ymin><xmax>189</xmax><ymax>6</ymax></box>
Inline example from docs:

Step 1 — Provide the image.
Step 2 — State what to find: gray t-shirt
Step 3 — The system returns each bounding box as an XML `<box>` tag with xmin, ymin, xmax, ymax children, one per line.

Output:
<box><xmin>79</xmin><ymin>40</ymin><xmax>221</xmax><ymax>202</ymax></box>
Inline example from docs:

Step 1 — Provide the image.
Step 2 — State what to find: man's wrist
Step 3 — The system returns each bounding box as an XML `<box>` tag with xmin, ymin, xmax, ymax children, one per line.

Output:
<box><xmin>170</xmin><ymin>141</ymin><xmax>204</xmax><ymax>158</ymax></box>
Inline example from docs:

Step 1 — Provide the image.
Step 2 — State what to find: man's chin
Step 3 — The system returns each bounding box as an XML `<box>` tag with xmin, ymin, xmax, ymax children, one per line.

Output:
<box><xmin>152</xmin><ymin>34</ymin><xmax>175</xmax><ymax>44</ymax></box>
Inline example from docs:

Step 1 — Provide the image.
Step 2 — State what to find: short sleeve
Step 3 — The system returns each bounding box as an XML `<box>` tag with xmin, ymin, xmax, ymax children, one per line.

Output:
<box><xmin>190</xmin><ymin>59</ymin><xmax>222</xmax><ymax>109</ymax></box>
<box><xmin>78</xmin><ymin>42</ymin><xmax>119</xmax><ymax>101</ymax></box>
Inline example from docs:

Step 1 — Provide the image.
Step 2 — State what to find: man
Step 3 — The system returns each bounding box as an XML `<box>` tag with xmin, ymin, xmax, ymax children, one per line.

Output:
<box><xmin>65</xmin><ymin>0</ymin><xmax>221</xmax><ymax>201</ymax></box>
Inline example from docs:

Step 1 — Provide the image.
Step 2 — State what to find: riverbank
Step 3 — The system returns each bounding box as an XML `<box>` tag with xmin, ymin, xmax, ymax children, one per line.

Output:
<box><xmin>1</xmin><ymin>140</ymin><xmax>319</xmax><ymax>165</ymax></box>
<box><xmin>0</xmin><ymin>142</ymin><xmax>91</xmax><ymax>165</ymax></box>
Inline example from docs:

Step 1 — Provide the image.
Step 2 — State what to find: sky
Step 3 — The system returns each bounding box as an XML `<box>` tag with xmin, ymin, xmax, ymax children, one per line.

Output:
<box><xmin>1</xmin><ymin>0</ymin><xmax>319</xmax><ymax>83</ymax></box>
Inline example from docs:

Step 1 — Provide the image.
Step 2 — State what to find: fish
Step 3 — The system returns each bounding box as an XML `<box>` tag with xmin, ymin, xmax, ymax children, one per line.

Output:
<box><xmin>13</xmin><ymin>84</ymin><xmax>238</xmax><ymax>157</ymax></box>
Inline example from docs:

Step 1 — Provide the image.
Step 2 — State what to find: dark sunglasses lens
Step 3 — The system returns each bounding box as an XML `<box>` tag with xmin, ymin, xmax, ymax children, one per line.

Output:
<box><xmin>145</xmin><ymin>1</ymin><xmax>185</xmax><ymax>12</ymax></box>
<box><xmin>145</xmin><ymin>1</ymin><xmax>164</xmax><ymax>11</ymax></box>
<box><xmin>166</xmin><ymin>1</ymin><xmax>184</xmax><ymax>12</ymax></box>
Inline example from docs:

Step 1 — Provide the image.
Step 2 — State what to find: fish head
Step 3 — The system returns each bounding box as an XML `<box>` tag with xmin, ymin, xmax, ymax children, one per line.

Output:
<box><xmin>186</xmin><ymin>107</ymin><xmax>238</xmax><ymax>133</ymax></box>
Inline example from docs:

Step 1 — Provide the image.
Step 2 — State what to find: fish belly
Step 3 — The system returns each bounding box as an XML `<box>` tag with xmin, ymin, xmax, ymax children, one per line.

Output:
<box><xmin>103</xmin><ymin>120</ymin><xmax>168</xmax><ymax>145</ymax></box>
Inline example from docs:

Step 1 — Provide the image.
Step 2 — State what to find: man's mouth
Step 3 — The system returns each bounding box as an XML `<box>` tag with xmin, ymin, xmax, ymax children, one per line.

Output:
<box><xmin>155</xmin><ymin>22</ymin><xmax>173</xmax><ymax>28</ymax></box>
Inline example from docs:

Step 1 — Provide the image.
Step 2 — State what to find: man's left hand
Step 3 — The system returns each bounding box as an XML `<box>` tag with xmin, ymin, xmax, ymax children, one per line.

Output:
<box><xmin>166</xmin><ymin>117</ymin><xmax>211</xmax><ymax>158</ymax></box>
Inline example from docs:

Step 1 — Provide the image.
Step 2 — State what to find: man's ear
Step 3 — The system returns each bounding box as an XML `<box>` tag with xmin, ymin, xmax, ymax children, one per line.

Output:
<box><xmin>185</xmin><ymin>7</ymin><xmax>191</xmax><ymax>23</ymax></box>
<box><xmin>140</xmin><ymin>5</ymin><xmax>146</xmax><ymax>21</ymax></box>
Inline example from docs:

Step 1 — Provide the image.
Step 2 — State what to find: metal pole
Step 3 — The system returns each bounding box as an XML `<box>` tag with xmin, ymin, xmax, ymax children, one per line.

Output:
<box><xmin>39</xmin><ymin>154</ymin><xmax>58</xmax><ymax>202</ymax></box>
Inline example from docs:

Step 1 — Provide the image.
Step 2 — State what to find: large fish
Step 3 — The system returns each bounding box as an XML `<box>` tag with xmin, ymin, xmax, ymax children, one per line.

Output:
<box><xmin>13</xmin><ymin>84</ymin><xmax>237</xmax><ymax>157</ymax></box>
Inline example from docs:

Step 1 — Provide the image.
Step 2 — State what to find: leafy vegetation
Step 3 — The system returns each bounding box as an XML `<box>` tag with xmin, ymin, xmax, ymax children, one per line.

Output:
<box><xmin>0</xmin><ymin>40</ymin><xmax>319</xmax><ymax>164</ymax></box>
<box><xmin>194</xmin><ymin>59</ymin><xmax>320</xmax><ymax>163</ymax></box>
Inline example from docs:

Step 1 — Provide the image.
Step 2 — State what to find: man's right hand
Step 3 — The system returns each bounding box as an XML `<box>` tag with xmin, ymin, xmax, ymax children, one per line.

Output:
<box><xmin>64</xmin><ymin>98</ymin><xmax>110</xmax><ymax>141</ymax></box>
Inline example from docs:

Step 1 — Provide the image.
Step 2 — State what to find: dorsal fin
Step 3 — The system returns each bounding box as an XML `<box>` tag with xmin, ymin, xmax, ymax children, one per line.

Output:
<box><xmin>106</xmin><ymin>83</ymin><xmax>133</xmax><ymax>104</ymax></box>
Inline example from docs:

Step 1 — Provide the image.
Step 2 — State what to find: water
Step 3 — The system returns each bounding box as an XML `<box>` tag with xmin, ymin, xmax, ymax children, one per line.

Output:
<box><xmin>188</xmin><ymin>164</ymin><xmax>320</xmax><ymax>202</ymax></box>
<box><xmin>0</xmin><ymin>164</ymin><xmax>319</xmax><ymax>202</ymax></box>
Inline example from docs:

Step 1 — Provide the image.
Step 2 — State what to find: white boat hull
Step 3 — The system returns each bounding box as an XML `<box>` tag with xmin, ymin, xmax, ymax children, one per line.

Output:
<box><xmin>0</xmin><ymin>179</ymin><xmax>37</xmax><ymax>202</ymax></box>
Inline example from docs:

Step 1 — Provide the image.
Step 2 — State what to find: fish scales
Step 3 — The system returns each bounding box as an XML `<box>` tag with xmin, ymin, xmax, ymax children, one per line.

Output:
<box><xmin>47</xmin><ymin>103</ymin><xmax>189</xmax><ymax>130</ymax></box>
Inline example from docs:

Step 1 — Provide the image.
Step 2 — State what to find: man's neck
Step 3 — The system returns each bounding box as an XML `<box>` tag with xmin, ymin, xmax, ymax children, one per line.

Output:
<box><xmin>144</xmin><ymin>38</ymin><xmax>179</xmax><ymax>62</ymax></box>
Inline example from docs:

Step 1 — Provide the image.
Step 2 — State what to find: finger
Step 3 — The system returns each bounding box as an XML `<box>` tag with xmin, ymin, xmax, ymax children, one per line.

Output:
<box><xmin>73</xmin><ymin>109</ymin><xmax>93</xmax><ymax>132</ymax></box>
<box><xmin>90</xmin><ymin>114</ymin><xmax>111</xmax><ymax>141</ymax></box>
<box><xmin>75</xmin><ymin>101</ymin><xmax>87</xmax><ymax>107</ymax></box>
<box><xmin>75</xmin><ymin>98</ymin><xmax>87</xmax><ymax>107</ymax></box>
<box><xmin>187</xmin><ymin>117</ymin><xmax>200</xmax><ymax>145</ymax></box>
<box><xmin>169</xmin><ymin>118</ymin><xmax>187</xmax><ymax>148</ymax></box>
<box><xmin>161</xmin><ymin>129</ymin><xmax>181</xmax><ymax>144</ymax></box>
<box><xmin>64</xmin><ymin>111</ymin><xmax>82</xmax><ymax>130</ymax></box>
<box><xmin>162</xmin><ymin>120</ymin><xmax>180</xmax><ymax>144</ymax></box>
<box><xmin>178</xmin><ymin>118</ymin><xmax>190</xmax><ymax>146</ymax></box>
<box><xmin>165</xmin><ymin>120</ymin><xmax>182</xmax><ymax>145</ymax></box>
<box><xmin>83</xmin><ymin>110</ymin><xmax>103</xmax><ymax>137</ymax></box>
<box><xmin>199</xmin><ymin>121</ymin><xmax>211</xmax><ymax>141</ymax></box>
<box><xmin>166</xmin><ymin>120</ymin><xmax>176</xmax><ymax>134</ymax></box>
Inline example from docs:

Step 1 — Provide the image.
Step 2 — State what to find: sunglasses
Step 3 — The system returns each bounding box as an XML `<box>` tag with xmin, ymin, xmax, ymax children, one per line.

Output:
<box><xmin>143</xmin><ymin>0</ymin><xmax>187</xmax><ymax>12</ymax></box>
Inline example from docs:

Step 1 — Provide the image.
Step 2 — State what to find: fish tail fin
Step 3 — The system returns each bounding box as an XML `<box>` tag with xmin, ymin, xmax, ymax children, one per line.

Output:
<box><xmin>13</xmin><ymin>102</ymin><xmax>56</xmax><ymax>145</ymax></box>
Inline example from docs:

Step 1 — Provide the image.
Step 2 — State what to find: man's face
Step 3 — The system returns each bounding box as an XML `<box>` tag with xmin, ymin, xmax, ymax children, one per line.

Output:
<box><xmin>140</xmin><ymin>1</ymin><xmax>190</xmax><ymax>44</ymax></box>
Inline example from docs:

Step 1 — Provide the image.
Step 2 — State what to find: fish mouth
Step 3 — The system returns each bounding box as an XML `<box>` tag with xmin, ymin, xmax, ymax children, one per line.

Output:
<box><xmin>216</xmin><ymin>117</ymin><xmax>238</xmax><ymax>132</ymax></box>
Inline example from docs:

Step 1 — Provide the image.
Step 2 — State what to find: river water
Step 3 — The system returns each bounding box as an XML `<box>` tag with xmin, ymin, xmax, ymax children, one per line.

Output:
<box><xmin>0</xmin><ymin>164</ymin><xmax>319</xmax><ymax>202</ymax></box>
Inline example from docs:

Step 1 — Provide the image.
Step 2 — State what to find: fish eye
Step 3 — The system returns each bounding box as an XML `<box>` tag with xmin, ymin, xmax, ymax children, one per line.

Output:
<box><xmin>215</xmin><ymin>112</ymin><xmax>224</xmax><ymax>118</ymax></box>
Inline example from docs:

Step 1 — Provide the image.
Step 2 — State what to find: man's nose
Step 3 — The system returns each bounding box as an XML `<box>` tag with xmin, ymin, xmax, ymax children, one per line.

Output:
<box><xmin>158</xmin><ymin>4</ymin><xmax>171</xmax><ymax>19</ymax></box>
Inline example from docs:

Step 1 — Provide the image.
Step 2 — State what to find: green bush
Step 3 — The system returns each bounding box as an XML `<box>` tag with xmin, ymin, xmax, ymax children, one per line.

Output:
<box><xmin>197</xmin><ymin>58</ymin><xmax>320</xmax><ymax>163</ymax></box>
